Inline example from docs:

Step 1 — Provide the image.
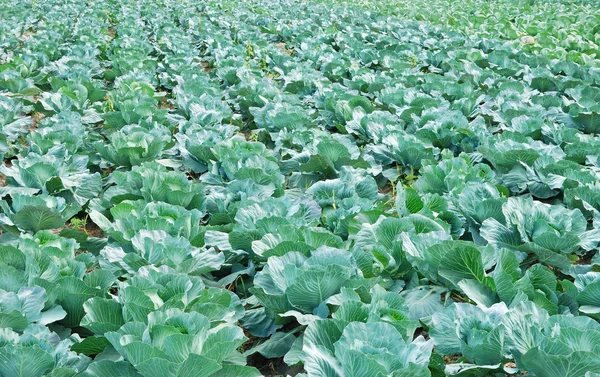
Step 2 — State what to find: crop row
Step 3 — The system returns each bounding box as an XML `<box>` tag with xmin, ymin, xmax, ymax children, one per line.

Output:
<box><xmin>1</xmin><ymin>0</ymin><xmax>600</xmax><ymax>376</ymax></box>
<box><xmin>311</xmin><ymin>0</ymin><xmax>600</xmax><ymax>60</ymax></box>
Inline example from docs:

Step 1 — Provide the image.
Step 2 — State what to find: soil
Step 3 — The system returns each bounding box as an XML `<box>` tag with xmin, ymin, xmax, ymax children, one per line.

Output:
<box><xmin>443</xmin><ymin>355</ymin><xmax>461</xmax><ymax>364</ymax></box>
<box><xmin>30</xmin><ymin>112</ymin><xmax>45</xmax><ymax>130</ymax></box>
<box><xmin>274</xmin><ymin>42</ymin><xmax>293</xmax><ymax>56</ymax></box>
<box><xmin>85</xmin><ymin>218</ymin><xmax>105</xmax><ymax>238</ymax></box>
<box><xmin>159</xmin><ymin>96</ymin><xmax>174</xmax><ymax>110</ymax></box>
<box><xmin>243</xmin><ymin>328</ymin><xmax>304</xmax><ymax>377</ymax></box>
<box><xmin>247</xmin><ymin>354</ymin><xmax>304</xmax><ymax>377</ymax></box>
<box><xmin>201</xmin><ymin>60</ymin><xmax>214</xmax><ymax>73</ymax></box>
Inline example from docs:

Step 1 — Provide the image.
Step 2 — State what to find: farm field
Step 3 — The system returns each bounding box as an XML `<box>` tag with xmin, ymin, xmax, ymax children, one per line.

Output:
<box><xmin>1</xmin><ymin>0</ymin><xmax>600</xmax><ymax>376</ymax></box>
<box><xmin>313</xmin><ymin>0</ymin><xmax>600</xmax><ymax>58</ymax></box>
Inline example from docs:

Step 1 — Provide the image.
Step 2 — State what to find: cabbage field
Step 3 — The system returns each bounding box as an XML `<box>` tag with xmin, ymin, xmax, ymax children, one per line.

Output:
<box><xmin>1</xmin><ymin>0</ymin><xmax>600</xmax><ymax>376</ymax></box>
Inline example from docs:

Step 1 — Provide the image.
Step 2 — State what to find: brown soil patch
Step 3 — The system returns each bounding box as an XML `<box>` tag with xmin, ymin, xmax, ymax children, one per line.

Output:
<box><xmin>201</xmin><ymin>61</ymin><xmax>214</xmax><ymax>73</ymax></box>
<box><xmin>30</xmin><ymin>112</ymin><xmax>45</xmax><ymax>131</ymax></box>
<box><xmin>86</xmin><ymin>218</ymin><xmax>105</xmax><ymax>238</ymax></box>
<box><xmin>443</xmin><ymin>355</ymin><xmax>462</xmax><ymax>364</ymax></box>
<box><xmin>159</xmin><ymin>96</ymin><xmax>174</xmax><ymax>110</ymax></box>
<box><xmin>247</xmin><ymin>353</ymin><xmax>304</xmax><ymax>377</ymax></box>
<box><xmin>274</xmin><ymin>42</ymin><xmax>293</xmax><ymax>56</ymax></box>
<box><xmin>49</xmin><ymin>227</ymin><xmax>66</xmax><ymax>235</ymax></box>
